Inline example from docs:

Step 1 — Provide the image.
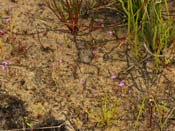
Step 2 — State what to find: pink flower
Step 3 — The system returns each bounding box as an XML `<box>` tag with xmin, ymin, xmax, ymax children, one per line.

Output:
<box><xmin>111</xmin><ymin>74</ymin><xmax>117</xmax><ymax>79</ymax></box>
<box><xmin>1</xmin><ymin>66</ymin><xmax>5</xmax><ymax>70</ymax></box>
<box><xmin>153</xmin><ymin>112</ymin><xmax>157</xmax><ymax>116</ymax></box>
<box><xmin>118</xmin><ymin>81</ymin><xmax>124</xmax><ymax>87</ymax></box>
<box><xmin>2</xmin><ymin>61</ymin><xmax>8</xmax><ymax>65</ymax></box>
<box><xmin>92</xmin><ymin>50</ymin><xmax>97</xmax><ymax>57</ymax></box>
<box><xmin>1</xmin><ymin>60</ymin><xmax>8</xmax><ymax>70</ymax></box>
<box><xmin>107</xmin><ymin>30</ymin><xmax>113</xmax><ymax>35</ymax></box>
<box><xmin>6</xmin><ymin>18</ymin><xmax>11</xmax><ymax>23</ymax></box>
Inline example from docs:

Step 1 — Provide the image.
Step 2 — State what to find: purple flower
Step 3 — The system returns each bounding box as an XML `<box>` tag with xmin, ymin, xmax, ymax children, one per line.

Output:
<box><xmin>118</xmin><ymin>81</ymin><xmax>124</xmax><ymax>87</ymax></box>
<box><xmin>92</xmin><ymin>50</ymin><xmax>97</xmax><ymax>57</ymax></box>
<box><xmin>1</xmin><ymin>60</ymin><xmax>8</xmax><ymax>70</ymax></box>
<box><xmin>153</xmin><ymin>112</ymin><xmax>157</xmax><ymax>116</ymax></box>
<box><xmin>2</xmin><ymin>61</ymin><xmax>8</xmax><ymax>65</ymax></box>
<box><xmin>111</xmin><ymin>74</ymin><xmax>117</xmax><ymax>79</ymax></box>
<box><xmin>107</xmin><ymin>30</ymin><xmax>113</xmax><ymax>35</ymax></box>
<box><xmin>6</xmin><ymin>18</ymin><xmax>11</xmax><ymax>23</ymax></box>
<box><xmin>1</xmin><ymin>66</ymin><xmax>6</xmax><ymax>70</ymax></box>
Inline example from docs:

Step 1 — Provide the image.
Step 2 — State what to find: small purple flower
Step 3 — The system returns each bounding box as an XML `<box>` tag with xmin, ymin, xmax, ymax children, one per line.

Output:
<box><xmin>2</xmin><ymin>61</ymin><xmax>8</xmax><ymax>65</ymax></box>
<box><xmin>1</xmin><ymin>60</ymin><xmax>8</xmax><ymax>70</ymax></box>
<box><xmin>153</xmin><ymin>112</ymin><xmax>157</xmax><ymax>116</ymax></box>
<box><xmin>111</xmin><ymin>74</ymin><xmax>117</xmax><ymax>79</ymax></box>
<box><xmin>107</xmin><ymin>30</ymin><xmax>113</xmax><ymax>35</ymax></box>
<box><xmin>92</xmin><ymin>50</ymin><xmax>97</xmax><ymax>57</ymax></box>
<box><xmin>6</xmin><ymin>18</ymin><xmax>11</xmax><ymax>23</ymax></box>
<box><xmin>1</xmin><ymin>66</ymin><xmax>6</xmax><ymax>70</ymax></box>
<box><xmin>118</xmin><ymin>81</ymin><xmax>124</xmax><ymax>87</ymax></box>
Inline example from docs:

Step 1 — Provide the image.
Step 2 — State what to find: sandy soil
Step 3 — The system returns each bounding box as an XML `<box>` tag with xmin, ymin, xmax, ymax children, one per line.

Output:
<box><xmin>0</xmin><ymin>0</ymin><xmax>174</xmax><ymax>131</ymax></box>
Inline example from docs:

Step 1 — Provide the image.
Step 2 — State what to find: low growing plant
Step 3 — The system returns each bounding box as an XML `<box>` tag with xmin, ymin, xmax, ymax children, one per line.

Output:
<box><xmin>134</xmin><ymin>97</ymin><xmax>174</xmax><ymax>131</ymax></box>
<box><xmin>87</xmin><ymin>95</ymin><xmax>121</xmax><ymax>128</ymax></box>
<box><xmin>46</xmin><ymin>0</ymin><xmax>82</xmax><ymax>35</ymax></box>
<box><xmin>119</xmin><ymin>0</ymin><xmax>175</xmax><ymax>68</ymax></box>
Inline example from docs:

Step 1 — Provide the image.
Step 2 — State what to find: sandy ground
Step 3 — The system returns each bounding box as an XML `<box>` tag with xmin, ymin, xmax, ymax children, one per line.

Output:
<box><xmin>0</xmin><ymin>0</ymin><xmax>174</xmax><ymax>131</ymax></box>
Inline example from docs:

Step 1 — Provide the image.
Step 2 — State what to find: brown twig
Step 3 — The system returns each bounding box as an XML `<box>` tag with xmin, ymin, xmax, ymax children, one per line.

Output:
<box><xmin>0</xmin><ymin>122</ymin><xmax>66</xmax><ymax>131</ymax></box>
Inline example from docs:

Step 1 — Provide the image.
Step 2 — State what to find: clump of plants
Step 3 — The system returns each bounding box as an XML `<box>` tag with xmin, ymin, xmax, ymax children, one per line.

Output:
<box><xmin>0</xmin><ymin>6</ymin><xmax>17</xmax><ymax>61</ymax></box>
<box><xmin>46</xmin><ymin>0</ymin><xmax>82</xmax><ymax>35</ymax></box>
<box><xmin>45</xmin><ymin>0</ymin><xmax>119</xmax><ymax>35</ymax></box>
<box><xmin>134</xmin><ymin>97</ymin><xmax>175</xmax><ymax>131</ymax></box>
<box><xmin>119</xmin><ymin>0</ymin><xmax>175</xmax><ymax>67</ymax></box>
<box><xmin>87</xmin><ymin>95</ymin><xmax>121</xmax><ymax>128</ymax></box>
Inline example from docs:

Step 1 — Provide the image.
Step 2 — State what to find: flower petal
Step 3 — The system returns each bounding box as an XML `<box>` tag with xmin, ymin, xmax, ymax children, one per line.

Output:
<box><xmin>111</xmin><ymin>74</ymin><xmax>117</xmax><ymax>79</ymax></box>
<box><xmin>118</xmin><ymin>81</ymin><xmax>124</xmax><ymax>87</ymax></box>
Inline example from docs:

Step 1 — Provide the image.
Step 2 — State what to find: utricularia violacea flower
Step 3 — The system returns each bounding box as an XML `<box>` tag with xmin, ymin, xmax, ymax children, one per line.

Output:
<box><xmin>1</xmin><ymin>60</ymin><xmax>8</xmax><ymax>70</ymax></box>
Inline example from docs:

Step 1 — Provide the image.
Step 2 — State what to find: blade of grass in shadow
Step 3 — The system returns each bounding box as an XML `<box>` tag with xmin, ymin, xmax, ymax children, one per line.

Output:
<box><xmin>134</xmin><ymin>98</ymin><xmax>146</xmax><ymax>131</ymax></box>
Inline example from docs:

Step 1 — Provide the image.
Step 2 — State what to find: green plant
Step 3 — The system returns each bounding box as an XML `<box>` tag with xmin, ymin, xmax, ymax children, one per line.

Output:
<box><xmin>118</xmin><ymin>0</ymin><xmax>142</xmax><ymax>58</ymax></box>
<box><xmin>119</xmin><ymin>0</ymin><xmax>174</xmax><ymax>68</ymax></box>
<box><xmin>24</xmin><ymin>116</ymin><xmax>33</xmax><ymax>129</ymax></box>
<box><xmin>141</xmin><ymin>0</ymin><xmax>171</xmax><ymax>67</ymax></box>
<box><xmin>0</xmin><ymin>7</ymin><xmax>18</xmax><ymax>60</ymax></box>
<box><xmin>134</xmin><ymin>97</ymin><xmax>174</xmax><ymax>131</ymax></box>
<box><xmin>134</xmin><ymin>97</ymin><xmax>146</xmax><ymax>131</ymax></box>
<box><xmin>87</xmin><ymin>95</ymin><xmax>120</xmax><ymax>128</ymax></box>
<box><xmin>46</xmin><ymin>0</ymin><xmax>82</xmax><ymax>35</ymax></box>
